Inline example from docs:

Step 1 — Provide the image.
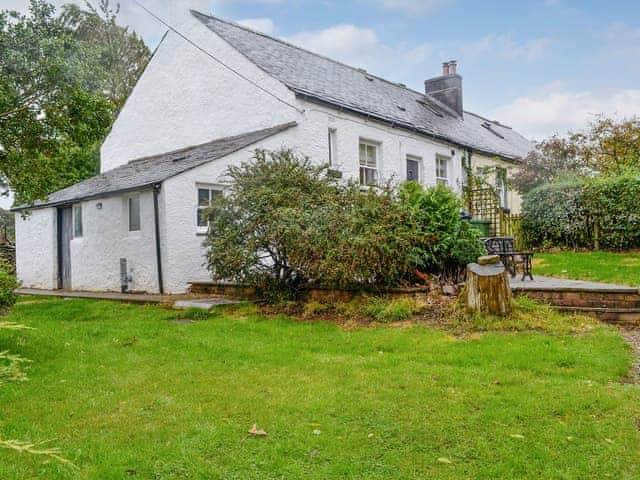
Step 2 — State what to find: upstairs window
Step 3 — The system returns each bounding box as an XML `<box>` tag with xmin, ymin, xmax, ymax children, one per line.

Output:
<box><xmin>436</xmin><ymin>154</ymin><xmax>450</xmax><ymax>186</ymax></box>
<box><xmin>328</xmin><ymin>128</ymin><xmax>337</xmax><ymax>166</ymax></box>
<box><xmin>128</xmin><ymin>195</ymin><xmax>141</xmax><ymax>232</ymax></box>
<box><xmin>406</xmin><ymin>155</ymin><xmax>422</xmax><ymax>182</ymax></box>
<box><xmin>197</xmin><ymin>186</ymin><xmax>223</xmax><ymax>229</ymax></box>
<box><xmin>73</xmin><ymin>204</ymin><xmax>83</xmax><ymax>238</ymax></box>
<box><xmin>359</xmin><ymin>140</ymin><xmax>379</xmax><ymax>186</ymax></box>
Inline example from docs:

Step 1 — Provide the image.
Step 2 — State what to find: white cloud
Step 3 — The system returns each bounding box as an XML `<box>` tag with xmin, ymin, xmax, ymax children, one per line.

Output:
<box><xmin>462</xmin><ymin>33</ymin><xmax>550</xmax><ymax>62</ymax></box>
<box><xmin>598</xmin><ymin>22</ymin><xmax>640</xmax><ymax>58</ymax></box>
<box><xmin>373</xmin><ymin>0</ymin><xmax>451</xmax><ymax>14</ymax></box>
<box><xmin>285</xmin><ymin>24</ymin><xmax>432</xmax><ymax>82</ymax></box>
<box><xmin>489</xmin><ymin>87</ymin><xmax>640</xmax><ymax>140</ymax></box>
<box><xmin>237</xmin><ymin>17</ymin><xmax>275</xmax><ymax>35</ymax></box>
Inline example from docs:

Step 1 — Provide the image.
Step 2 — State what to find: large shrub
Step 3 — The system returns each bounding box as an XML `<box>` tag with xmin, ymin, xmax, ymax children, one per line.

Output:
<box><xmin>522</xmin><ymin>173</ymin><xmax>640</xmax><ymax>249</ymax></box>
<box><xmin>205</xmin><ymin>150</ymin><xmax>483</xmax><ymax>297</ymax></box>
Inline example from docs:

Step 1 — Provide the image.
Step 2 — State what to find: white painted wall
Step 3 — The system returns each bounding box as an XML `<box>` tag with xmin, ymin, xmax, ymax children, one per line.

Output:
<box><xmin>100</xmin><ymin>12</ymin><xmax>298</xmax><ymax>172</ymax></box>
<box><xmin>68</xmin><ymin>191</ymin><xmax>160</xmax><ymax>293</ymax></box>
<box><xmin>15</xmin><ymin>208</ymin><xmax>58</xmax><ymax>290</ymax></box>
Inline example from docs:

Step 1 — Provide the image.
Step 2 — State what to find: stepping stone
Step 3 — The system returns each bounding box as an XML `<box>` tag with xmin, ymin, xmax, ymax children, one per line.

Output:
<box><xmin>173</xmin><ymin>298</ymin><xmax>239</xmax><ymax>311</ymax></box>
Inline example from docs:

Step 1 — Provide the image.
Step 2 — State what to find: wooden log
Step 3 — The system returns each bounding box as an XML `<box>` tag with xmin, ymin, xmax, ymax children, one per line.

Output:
<box><xmin>465</xmin><ymin>256</ymin><xmax>512</xmax><ymax>317</ymax></box>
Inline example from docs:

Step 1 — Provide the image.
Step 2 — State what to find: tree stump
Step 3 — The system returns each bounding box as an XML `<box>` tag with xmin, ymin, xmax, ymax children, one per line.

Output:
<box><xmin>465</xmin><ymin>255</ymin><xmax>512</xmax><ymax>317</ymax></box>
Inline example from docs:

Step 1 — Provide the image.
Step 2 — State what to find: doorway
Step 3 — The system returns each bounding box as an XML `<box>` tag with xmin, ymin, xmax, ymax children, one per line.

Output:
<box><xmin>57</xmin><ymin>206</ymin><xmax>72</xmax><ymax>290</ymax></box>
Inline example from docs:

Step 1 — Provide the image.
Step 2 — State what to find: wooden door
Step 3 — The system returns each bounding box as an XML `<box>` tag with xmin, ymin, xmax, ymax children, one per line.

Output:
<box><xmin>58</xmin><ymin>207</ymin><xmax>72</xmax><ymax>290</ymax></box>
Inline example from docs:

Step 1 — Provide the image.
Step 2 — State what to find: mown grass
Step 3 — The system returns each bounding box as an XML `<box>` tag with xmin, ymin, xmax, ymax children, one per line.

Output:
<box><xmin>535</xmin><ymin>251</ymin><xmax>640</xmax><ymax>286</ymax></box>
<box><xmin>0</xmin><ymin>296</ymin><xmax>639</xmax><ymax>479</ymax></box>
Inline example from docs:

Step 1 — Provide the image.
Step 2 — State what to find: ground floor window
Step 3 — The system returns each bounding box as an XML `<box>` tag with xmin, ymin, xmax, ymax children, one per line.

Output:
<box><xmin>128</xmin><ymin>195</ymin><xmax>141</xmax><ymax>232</ymax></box>
<box><xmin>197</xmin><ymin>186</ymin><xmax>223</xmax><ymax>229</ymax></box>
<box><xmin>73</xmin><ymin>204</ymin><xmax>83</xmax><ymax>238</ymax></box>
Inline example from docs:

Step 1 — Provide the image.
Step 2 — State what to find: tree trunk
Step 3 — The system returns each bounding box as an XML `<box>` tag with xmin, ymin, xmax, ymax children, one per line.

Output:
<box><xmin>465</xmin><ymin>256</ymin><xmax>512</xmax><ymax>317</ymax></box>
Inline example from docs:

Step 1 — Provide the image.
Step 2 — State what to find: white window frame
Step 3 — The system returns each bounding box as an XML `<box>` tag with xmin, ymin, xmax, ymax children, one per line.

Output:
<box><xmin>128</xmin><ymin>195</ymin><xmax>141</xmax><ymax>232</ymax></box>
<box><xmin>328</xmin><ymin>128</ymin><xmax>338</xmax><ymax>166</ymax></box>
<box><xmin>359</xmin><ymin>139</ymin><xmax>380</xmax><ymax>186</ymax></box>
<box><xmin>197</xmin><ymin>185</ymin><xmax>223</xmax><ymax>232</ymax></box>
<box><xmin>435</xmin><ymin>154</ymin><xmax>450</xmax><ymax>186</ymax></box>
<box><xmin>406</xmin><ymin>155</ymin><xmax>422</xmax><ymax>183</ymax></box>
<box><xmin>73</xmin><ymin>204</ymin><xmax>83</xmax><ymax>238</ymax></box>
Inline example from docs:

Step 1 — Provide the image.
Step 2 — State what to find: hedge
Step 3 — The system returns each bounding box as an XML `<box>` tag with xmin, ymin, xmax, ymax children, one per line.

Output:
<box><xmin>522</xmin><ymin>173</ymin><xmax>640</xmax><ymax>250</ymax></box>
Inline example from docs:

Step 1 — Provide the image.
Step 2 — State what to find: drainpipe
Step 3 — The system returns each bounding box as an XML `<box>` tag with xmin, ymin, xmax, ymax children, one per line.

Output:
<box><xmin>153</xmin><ymin>183</ymin><xmax>164</xmax><ymax>295</ymax></box>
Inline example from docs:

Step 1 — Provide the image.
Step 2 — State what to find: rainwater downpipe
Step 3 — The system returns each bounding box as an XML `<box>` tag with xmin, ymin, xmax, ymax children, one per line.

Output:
<box><xmin>153</xmin><ymin>183</ymin><xmax>164</xmax><ymax>295</ymax></box>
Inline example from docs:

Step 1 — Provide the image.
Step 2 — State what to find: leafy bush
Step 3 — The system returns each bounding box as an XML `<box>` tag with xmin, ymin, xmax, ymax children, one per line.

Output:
<box><xmin>399</xmin><ymin>182</ymin><xmax>485</xmax><ymax>281</ymax></box>
<box><xmin>522</xmin><ymin>173</ymin><xmax>640</xmax><ymax>249</ymax></box>
<box><xmin>363</xmin><ymin>298</ymin><xmax>416</xmax><ymax>323</ymax></box>
<box><xmin>0</xmin><ymin>260</ymin><xmax>18</xmax><ymax>311</ymax></box>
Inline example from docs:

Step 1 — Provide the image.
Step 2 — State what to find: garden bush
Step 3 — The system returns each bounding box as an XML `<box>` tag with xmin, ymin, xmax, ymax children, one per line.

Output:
<box><xmin>205</xmin><ymin>150</ymin><xmax>484</xmax><ymax>299</ymax></box>
<box><xmin>0</xmin><ymin>260</ymin><xmax>18</xmax><ymax>312</ymax></box>
<box><xmin>522</xmin><ymin>173</ymin><xmax>640</xmax><ymax>249</ymax></box>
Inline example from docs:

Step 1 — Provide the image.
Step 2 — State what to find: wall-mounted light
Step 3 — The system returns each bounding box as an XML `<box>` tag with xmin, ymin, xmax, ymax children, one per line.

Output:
<box><xmin>96</xmin><ymin>202</ymin><xmax>103</xmax><ymax>210</ymax></box>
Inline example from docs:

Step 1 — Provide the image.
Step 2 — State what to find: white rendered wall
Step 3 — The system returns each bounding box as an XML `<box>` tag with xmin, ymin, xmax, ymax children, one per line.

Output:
<box><xmin>161</xmin><ymin>126</ymin><xmax>303</xmax><ymax>293</ymax></box>
<box><xmin>472</xmin><ymin>153</ymin><xmax>522</xmax><ymax>214</ymax></box>
<box><xmin>68</xmin><ymin>191</ymin><xmax>161</xmax><ymax>293</ymax></box>
<box><xmin>100</xmin><ymin>13</ymin><xmax>298</xmax><ymax>172</ymax></box>
<box><xmin>15</xmin><ymin>208</ymin><xmax>58</xmax><ymax>290</ymax></box>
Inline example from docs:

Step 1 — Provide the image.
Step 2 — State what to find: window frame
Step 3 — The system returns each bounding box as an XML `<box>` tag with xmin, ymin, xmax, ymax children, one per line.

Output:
<box><xmin>406</xmin><ymin>154</ymin><xmax>422</xmax><ymax>183</ymax></box>
<box><xmin>359</xmin><ymin>139</ymin><xmax>380</xmax><ymax>186</ymax></box>
<box><xmin>328</xmin><ymin>128</ymin><xmax>337</xmax><ymax>166</ymax></box>
<box><xmin>73</xmin><ymin>204</ymin><xmax>83</xmax><ymax>238</ymax></box>
<box><xmin>196</xmin><ymin>185</ymin><xmax>224</xmax><ymax>232</ymax></box>
<box><xmin>128</xmin><ymin>195</ymin><xmax>141</xmax><ymax>232</ymax></box>
<box><xmin>435</xmin><ymin>154</ymin><xmax>450</xmax><ymax>186</ymax></box>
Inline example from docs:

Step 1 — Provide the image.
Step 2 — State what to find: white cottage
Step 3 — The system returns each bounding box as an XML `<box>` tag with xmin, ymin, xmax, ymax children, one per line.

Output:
<box><xmin>14</xmin><ymin>10</ymin><xmax>532</xmax><ymax>294</ymax></box>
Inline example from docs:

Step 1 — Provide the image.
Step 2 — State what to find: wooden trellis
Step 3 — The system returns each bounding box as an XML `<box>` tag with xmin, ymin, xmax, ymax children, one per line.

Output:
<box><xmin>466</xmin><ymin>187</ymin><xmax>502</xmax><ymax>236</ymax></box>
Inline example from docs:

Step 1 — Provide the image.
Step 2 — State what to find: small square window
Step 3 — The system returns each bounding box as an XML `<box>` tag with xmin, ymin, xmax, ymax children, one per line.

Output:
<box><xmin>73</xmin><ymin>204</ymin><xmax>83</xmax><ymax>238</ymax></box>
<box><xmin>197</xmin><ymin>187</ymin><xmax>223</xmax><ymax>229</ymax></box>
<box><xmin>129</xmin><ymin>195</ymin><xmax>141</xmax><ymax>232</ymax></box>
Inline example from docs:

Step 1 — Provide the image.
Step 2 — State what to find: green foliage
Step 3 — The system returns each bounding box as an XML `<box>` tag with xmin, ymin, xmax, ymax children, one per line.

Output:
<box><xmin>0</xmin><ymin>260</ymin><xmax>18</xmax><ymax>312</ymax></box>
<box><xmin>399</xmin><ymin>181</ymin><xmax>485</xmax><ymax>280</ymax></box>
<box><xmin>205</xmin><ymin>151</ymin><xmax>484</xmax><ymax>298</ymax></box>
<box><xmin>522</xmin><ymin>173</ymin><xmax>640</xmax><ymax>249</ymax></box>
<box><xmin>0</xmin><ymin>0</ymin><xmax>149</xmax><ymax>206</ymax></box>
<box><xmin>362</xmin><ymin>297</ymin><xmax>417</xmax><ymax>322</ymax></box>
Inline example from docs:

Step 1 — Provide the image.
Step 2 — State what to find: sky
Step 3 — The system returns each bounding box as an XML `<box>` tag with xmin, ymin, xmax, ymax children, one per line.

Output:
<box><xmin>2</xmin><ymin>0</ymin><xmax>639</xmax><ymax>208</ymax></box>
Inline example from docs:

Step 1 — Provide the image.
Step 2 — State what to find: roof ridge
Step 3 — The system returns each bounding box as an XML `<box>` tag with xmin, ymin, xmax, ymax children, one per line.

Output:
<box><xmin>190</xmin><ymin>10</ymin><xmax>434</xmax><ymax>99</ymax></box>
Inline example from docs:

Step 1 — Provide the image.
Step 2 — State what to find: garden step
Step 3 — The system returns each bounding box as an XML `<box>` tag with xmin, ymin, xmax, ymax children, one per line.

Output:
<box><xmin>555</xmin><ymin>306</ymin><xmax>640</xmax><ymax>325</ymax></box>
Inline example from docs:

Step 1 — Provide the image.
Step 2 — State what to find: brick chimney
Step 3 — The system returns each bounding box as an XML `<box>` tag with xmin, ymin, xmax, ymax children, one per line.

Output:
<box><xmin>425</xmin><ymin>60</ymin><xmax>463</xmax><ymax>117</ymax></box>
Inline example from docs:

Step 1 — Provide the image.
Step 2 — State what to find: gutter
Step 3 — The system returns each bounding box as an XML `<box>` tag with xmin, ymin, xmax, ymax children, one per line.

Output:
<box><xmin>152</xmin><ymin>183</ymin><xmax>164</xmax><ymax>295</ymax></box>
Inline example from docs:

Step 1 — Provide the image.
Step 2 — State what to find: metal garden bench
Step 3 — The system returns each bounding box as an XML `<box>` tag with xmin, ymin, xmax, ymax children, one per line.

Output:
<box><xmin>483</xmin><ymin>236</ymin><xmax>534</xmax><ymax>281</ymax></box>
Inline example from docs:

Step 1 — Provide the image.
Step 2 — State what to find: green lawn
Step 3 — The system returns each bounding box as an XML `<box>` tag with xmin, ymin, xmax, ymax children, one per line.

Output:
<box><xmin>535</xmin><ymin>251</ymin><xmax>640</xmax><ymax>286</ymax></box>
<box><xmin>1</xmin><ymin>297</ymin><xmax>639</xmax><ymax>479</ymax></box>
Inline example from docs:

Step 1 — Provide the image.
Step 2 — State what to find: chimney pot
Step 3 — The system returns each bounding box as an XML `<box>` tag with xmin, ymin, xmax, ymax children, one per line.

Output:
<box><xmin>442</xmin><ymin>62</ymin><xmax>450</xmax><ymax>76</ymax></box>
<box><xmin>449</xmin><ymin>60</ymin><xmax>457</xmax><ymax>75</ymax></box>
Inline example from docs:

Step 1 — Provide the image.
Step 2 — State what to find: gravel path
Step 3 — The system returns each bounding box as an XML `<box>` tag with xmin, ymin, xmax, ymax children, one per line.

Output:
<box><xmin>619</xmin><ymin>327</ymin><xmax>640</xmax><ymax>383</ymax></box>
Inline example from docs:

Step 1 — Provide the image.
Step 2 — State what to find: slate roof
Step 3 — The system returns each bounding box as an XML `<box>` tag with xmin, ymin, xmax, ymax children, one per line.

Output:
<box><xmin>193</xmin><ymin>11</ymin><xmax>532</xmax><ymax>161</ymax></box>
<box><xmin>20</xmin><ymin>122</ymin><xmax>296</xmax><ymax>210</ymax></box>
